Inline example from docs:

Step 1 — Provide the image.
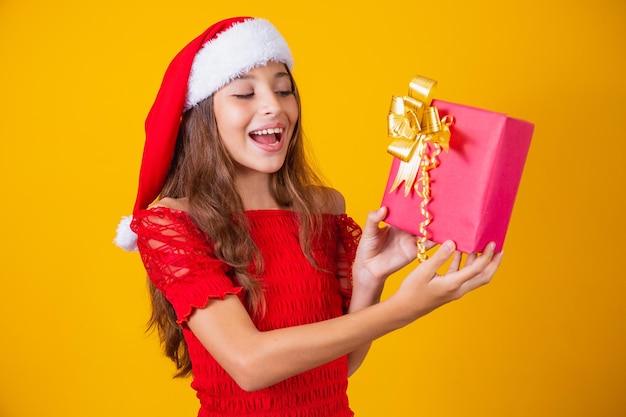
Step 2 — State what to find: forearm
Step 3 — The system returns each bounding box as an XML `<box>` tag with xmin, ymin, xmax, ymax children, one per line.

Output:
<box><xmin>190</xmin><ymin>294</ymin><xmax>408</xmax><ymax>392</ymax></box>
<box><xmin>346</xmin><ymin>270</ymin><xmax>386</xmax><ymax>375</ymax></box>
<box><xmin>248</xmin><ymin>298</ymin><xmax>405</xmax><ymax>389</ymax></box>
<box><xmin>191</xmin><ymin>240</ymin><xmax>499</xmax><ymax>392</ymax></box>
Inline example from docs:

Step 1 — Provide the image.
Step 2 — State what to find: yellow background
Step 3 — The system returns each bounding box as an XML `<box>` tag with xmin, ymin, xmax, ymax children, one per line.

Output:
<box><xmin>1</xmin><ymin>0</ymin><xmax>624</xmax><ymax>416</ymax></box>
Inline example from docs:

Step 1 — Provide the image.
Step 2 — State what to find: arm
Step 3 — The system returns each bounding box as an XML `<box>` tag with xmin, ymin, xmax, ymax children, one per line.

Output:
<box><xmin>346</xmin><ymin>206</ymin><xmax>438</xmax><ymax>375</ymax></box>
<box><xmin>188</xmin><ymin>225</ymin><xmax>501</xmax><ymax>392</ymax></box>
<box><xmin>316</xmin><ymin>190</ymin><xmax>427</xmax><ymax>374</ymax></box>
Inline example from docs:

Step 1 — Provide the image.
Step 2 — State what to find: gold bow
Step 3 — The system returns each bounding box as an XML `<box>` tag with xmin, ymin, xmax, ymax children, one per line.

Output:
<box><xmin>386</xmin><ymin>76</ymin><xmax>454</xmax><ymax>261</ymax></box>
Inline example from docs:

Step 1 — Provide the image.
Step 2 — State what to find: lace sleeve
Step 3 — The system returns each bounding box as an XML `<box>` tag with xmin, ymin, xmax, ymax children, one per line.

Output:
<box><xmin>131</xmin><ymin>207</ymin><xmax>244</xmax><ymax>325</ymax></box>
<box><xmin>334</xmin><ymin>214</ymin><xmax>362</xmax><ymax>313</ymax></box>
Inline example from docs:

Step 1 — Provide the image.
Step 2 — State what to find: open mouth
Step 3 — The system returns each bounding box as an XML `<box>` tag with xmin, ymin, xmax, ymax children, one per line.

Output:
<box><xmin>249</xmin><ymin>128</ymin><xmax>284</xmax><ymax>146</ymax></box>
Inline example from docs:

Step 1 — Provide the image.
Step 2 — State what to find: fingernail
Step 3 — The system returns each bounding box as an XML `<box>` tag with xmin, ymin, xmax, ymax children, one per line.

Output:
<box><xmin>442</xmin><ymin>241</ymin><xmax>454</xmax><ymax>251</ymax></box>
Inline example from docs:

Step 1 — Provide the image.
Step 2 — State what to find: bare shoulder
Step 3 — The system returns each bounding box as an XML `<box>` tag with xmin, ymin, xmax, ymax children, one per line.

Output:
<box><xmin>151</xmin><ymin>197</ymin><xmax>189</xmax><ymax>212</ymax></box>
<box><xmin>310</xmin><ymin>186</ymin><xmax>346</xmax><ymax>215</ymax></box>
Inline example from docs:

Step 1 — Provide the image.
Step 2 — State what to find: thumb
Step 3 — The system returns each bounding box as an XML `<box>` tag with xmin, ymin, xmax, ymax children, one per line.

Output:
<box><xmin>362</xmin><ymin>207</ymin><xmax>388</xmax><ymax>238</ymax></box>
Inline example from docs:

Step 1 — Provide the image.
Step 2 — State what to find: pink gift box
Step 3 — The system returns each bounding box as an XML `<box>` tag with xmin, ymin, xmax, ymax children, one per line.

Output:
<box><xmin>381</xmin><ymin>99</ymin><xmax>534</xmax><ymax>253</ymax></box>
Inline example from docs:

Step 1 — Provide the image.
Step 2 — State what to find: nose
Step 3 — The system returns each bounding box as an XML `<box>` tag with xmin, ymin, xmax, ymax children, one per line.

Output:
<box><xmin>258</xmin><ymin>88</ymin><xmax>282</xmax><ymax>115</ymax></box>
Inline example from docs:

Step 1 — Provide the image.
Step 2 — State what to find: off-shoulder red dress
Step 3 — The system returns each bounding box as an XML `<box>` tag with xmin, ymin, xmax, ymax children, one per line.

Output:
<box><xmin>131</xmin><ymin>207</ymin><xmax>362</xmax><ymax>417</ymax></box>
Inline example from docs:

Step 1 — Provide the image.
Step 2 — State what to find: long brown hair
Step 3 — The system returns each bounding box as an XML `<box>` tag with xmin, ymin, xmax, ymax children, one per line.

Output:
<box><xmin>147</xmin><ymin>68</ymin><xmax>330</xmax><ymax>377</ymax></box>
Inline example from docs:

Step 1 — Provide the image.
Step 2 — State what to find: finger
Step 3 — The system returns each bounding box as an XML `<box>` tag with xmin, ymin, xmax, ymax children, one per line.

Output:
<box><xmin>445</xmin><ymin>242</ymin><xmax>496</xmax><ymax>287</ymax></box>
<box><xmin>447</xmin><ymin>251</ymin><xmax>463</xmax><ymax>274</ymax></box>
<box><xmin>465</xmin><ymin>242</ymin><xmax>496</xmax><ymax>273</ymax></box>
<box><xmin>417</xmin><ymin>240</ymin><xmax>456</xmax><ymax>278</ymax></box>
<box><xmin>484</xmin><ymin>251</ymin><xmax>504</xmax><ymax>278</ymax></box>
<box><xmin>465</xmin><ymin>241</ymin><xmax>496</xmax><ymax>267</ymax></box>
<box><xmin>458</xmin><ymin>250</ymin><xmax>504</xmax><ymax>293</ymax></box>
<box><xmin>476</xmin><ymin>250</ymin><xmax>503</xmax><ymax>280</ymax></box>
<box><xmin>361</xmin><ymin>207</ymin><xmax>387</xmax><ymax>238</ymax></box>
<box><xmin>424</xmin><ymin>240</ymin><xmax>437</xmax><ymax>251</ymax></box>
<box><xmin>465</xmin><ymin>252</ymin><xmax>478</xmax><ymax>267</ymax></box>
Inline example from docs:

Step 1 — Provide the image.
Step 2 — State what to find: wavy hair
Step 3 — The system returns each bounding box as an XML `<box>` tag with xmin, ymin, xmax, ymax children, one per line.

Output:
<box><xmin>147</xmin><ymin>67</ymin><xmax>330</xmax><ymax>377</ymax></box>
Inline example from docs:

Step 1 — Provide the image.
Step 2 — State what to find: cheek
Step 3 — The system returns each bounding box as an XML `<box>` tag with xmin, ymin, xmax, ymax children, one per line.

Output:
<box><xmin>287</xmin><ymin>99</ymin><xmax>299</xmax><ymax>126</ymax></box>
<box><xmin>215</xmin><ymin>107</ymin><xmax>245</xmax><ymax>136</ymax></box>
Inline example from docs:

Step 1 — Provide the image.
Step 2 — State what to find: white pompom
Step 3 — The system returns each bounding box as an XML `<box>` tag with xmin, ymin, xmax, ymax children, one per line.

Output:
<box><xmin>114</xmin><ymin>215</ymin><xmax>138</xmax><ymax>251</ymax></box>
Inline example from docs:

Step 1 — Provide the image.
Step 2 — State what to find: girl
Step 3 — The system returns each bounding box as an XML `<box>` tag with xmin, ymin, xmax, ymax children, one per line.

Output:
<box><xmin>115</xmin><ymin>16</ymin><xmax>502</xmax><ymax>417</ymax></box>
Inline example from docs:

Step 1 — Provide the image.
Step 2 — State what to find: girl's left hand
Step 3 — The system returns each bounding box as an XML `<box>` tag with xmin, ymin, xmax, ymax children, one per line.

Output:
<box><xmin>352</xmin><ymin>206</ymin><xmax>431</xmax><ymax>290</ymax></box>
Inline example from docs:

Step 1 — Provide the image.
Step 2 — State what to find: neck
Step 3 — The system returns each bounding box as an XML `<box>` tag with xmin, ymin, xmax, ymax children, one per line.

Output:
<box><xmin>235</xmin><ymin>171</ymin><xmax>282</xmax><ymax>211</ymax></box>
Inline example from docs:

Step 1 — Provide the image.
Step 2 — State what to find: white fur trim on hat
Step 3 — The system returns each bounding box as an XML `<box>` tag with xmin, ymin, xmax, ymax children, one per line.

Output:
<box><xmin>114</xmin><ymin>215</ymin><xmax>138</xmax><ymax>251</ymax></box>
<box><xmin>185</xmin><ymin>18</ymin><xmax>294</xmax><ymax>110</ymax></box>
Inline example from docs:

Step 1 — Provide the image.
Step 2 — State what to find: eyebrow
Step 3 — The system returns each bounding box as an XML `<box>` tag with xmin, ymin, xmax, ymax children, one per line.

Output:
<box><xmin>236</xmin><ymin>71</ymin><xmax>291</xmax><ymax>81</ymax></box>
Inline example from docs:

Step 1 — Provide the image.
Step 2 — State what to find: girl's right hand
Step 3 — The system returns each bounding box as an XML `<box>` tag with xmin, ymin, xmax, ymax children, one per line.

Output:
<box><xmin>391</xmin><ymin>240</ymin><xmax>502</xmax><ymax>324</ymax></box>
<box><xmin>352</xmin><ymin>206</ymin><xmax>427</xmax><ymax>291</ymax></box>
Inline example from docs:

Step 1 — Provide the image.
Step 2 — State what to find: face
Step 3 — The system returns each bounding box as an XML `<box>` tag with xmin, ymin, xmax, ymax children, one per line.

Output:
<box><xmin>213</xmin><ymin>62</ymin><xmax>299</xmax><ymax>179</ymax></box>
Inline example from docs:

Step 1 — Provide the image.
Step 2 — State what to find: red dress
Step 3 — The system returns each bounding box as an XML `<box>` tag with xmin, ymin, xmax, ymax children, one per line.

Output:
<box><xmin>131</xmin><ymin>207</ymin><xmax>362</xmax><ymax>417</ymax></box>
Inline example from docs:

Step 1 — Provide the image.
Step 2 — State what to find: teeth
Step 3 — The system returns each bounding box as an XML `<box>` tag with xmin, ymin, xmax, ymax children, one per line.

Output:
<box><xmin>251</xmin><ymin>128</ymin><xmax>284</xmax><ymax>135</ymax></box>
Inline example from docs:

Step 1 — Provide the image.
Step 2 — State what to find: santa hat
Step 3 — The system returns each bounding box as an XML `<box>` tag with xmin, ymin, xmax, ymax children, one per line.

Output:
<box><xmin>114</xmin><ymin>17</ymin><xmax>294</xmax><ymax>251</ymax></box>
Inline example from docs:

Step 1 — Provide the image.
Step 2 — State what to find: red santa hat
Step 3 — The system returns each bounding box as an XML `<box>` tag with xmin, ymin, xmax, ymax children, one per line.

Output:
<box><xmin>114</xmin><ymin>17</ymin><xmax>294</xmax><ymax>251</ymax></box>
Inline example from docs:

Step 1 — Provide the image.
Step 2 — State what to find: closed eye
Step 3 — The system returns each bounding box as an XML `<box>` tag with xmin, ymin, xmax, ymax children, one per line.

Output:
<box><xmin>233</xmin><ymin>93</ymin><xmax>254</xmax><ymax>99</ymax></box>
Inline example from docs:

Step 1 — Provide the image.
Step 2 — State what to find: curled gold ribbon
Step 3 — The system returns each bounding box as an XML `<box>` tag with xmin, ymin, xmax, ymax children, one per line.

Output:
<box><xmin>387</xmin><ymin>76</ymin><xmax>454</xmax><ymax>262</ymax></box>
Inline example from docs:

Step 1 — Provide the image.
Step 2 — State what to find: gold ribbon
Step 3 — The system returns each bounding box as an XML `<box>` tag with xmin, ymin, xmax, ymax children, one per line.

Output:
<box><xmin>387</xmin><ymin>76</ymin><xmax>454</xmax><ymax>261</ymax></box>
